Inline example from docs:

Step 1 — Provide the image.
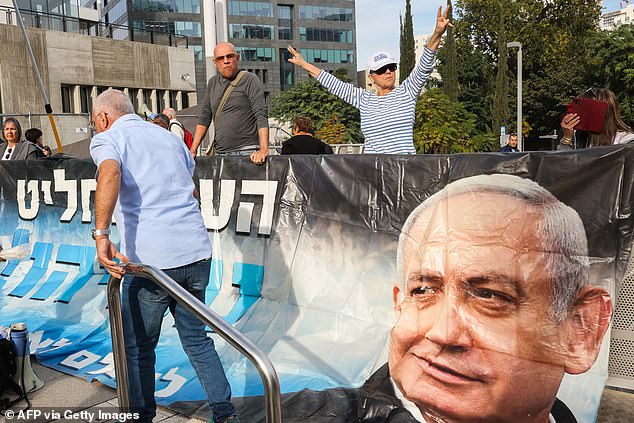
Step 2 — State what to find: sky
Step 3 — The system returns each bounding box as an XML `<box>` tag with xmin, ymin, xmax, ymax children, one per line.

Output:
<box><xmin>355</xmin><ymin>0</ymin><xmax>624</xmax><ymax>71</ymax></box>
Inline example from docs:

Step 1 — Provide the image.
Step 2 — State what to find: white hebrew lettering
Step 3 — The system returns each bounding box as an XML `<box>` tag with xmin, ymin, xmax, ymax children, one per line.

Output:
<box><xmin>17</xmin><ymin>180</ymin><xmax>40</xmax><ymax>219</ymax></box>
<box><xmin>28</xmin><ymin>331</ymin><xmax>72</xmax><ymax>354</ymax></box>
<box><xmin>154</xmin><ymin>367</ymin><xmax>187</xmax><ymax>397</ymax></box>
<box><xmin>236</xmin><ymin>202</ymin><xmax>255</xmax><ymax>233</ymax></box>
<box><xmin>239</xmin><ymin>180</ymin><xmax>278</xmax><ymax>235</ymax></box>
<box><xmin>81</xmin><ymin>179</ymin><xmax>97</xmax><ymax>223</ymax></box>
<box><xmin>54</xmin><ymin>169</ymin><xmax>78</xmax><ymax>222</ymax></box>
<box><xmin>86</xmin><ymin>352</ymin><xmax>115</xmax><ymax>378</ymax></box>
<box><xmin>41</xmin><ymin>181</ymin><xmax>53</xmax><ymax>205</ymax></box>
<box><xmin>60</xmin><ymin>350</ymin><xmax>100</xmax><ymax>370</ymax></box>
<box><xmin>200</xmin><ymin>179</ymin><xmax>236</xmax><ymax>230</ymax></box>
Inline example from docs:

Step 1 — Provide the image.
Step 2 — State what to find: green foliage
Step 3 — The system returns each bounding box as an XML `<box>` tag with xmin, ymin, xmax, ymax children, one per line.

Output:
<box><xmin>442</xmin><ymin>0</ymin><xmax>459</xmax><ymax>102</ymax></box>
<box><xmin>453</xmin><ymin>0</ymin><xmax>602</xmax><ymax>135</ymax></box>
<box><xmin>315</xmin><ymin>115</ymin><xmax>347</xmax><ymax>144</ymax></box>
<box><xmin>399</xmin><ymin>0</ymin><xmax>416</xmax><ymax>84</ymax></box>
<box><xmin>270</xmin><ymin>72</ymin><xmax>362</xmax><ymax>144</ymax></box>
<box><xmin>414</xmin><ymin>88</ymin><xmax>497</xmax><ymax>154</ymax></box>
<box><xmin>584</xmin><ymin>25</ymin><xmax>634</xmax><ymax>127</ymax></box>
<box><xmin>492</xmin><ymin>5</ymin><xmax>510</xmax><ymax>136</ymax></box>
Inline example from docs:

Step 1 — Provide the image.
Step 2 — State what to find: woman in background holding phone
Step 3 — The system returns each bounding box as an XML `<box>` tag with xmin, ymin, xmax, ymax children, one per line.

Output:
<box><xmin>559</xmin><ymin>87</ymin><xmax>634</xmax><ymax>149</ymax></box>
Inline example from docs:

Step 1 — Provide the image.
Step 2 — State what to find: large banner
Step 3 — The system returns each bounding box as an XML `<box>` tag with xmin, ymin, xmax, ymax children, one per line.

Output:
<box><xmin>1</xmin><ymin>147</ymin><xmax>632</xmax><ymax>422</ymax></box>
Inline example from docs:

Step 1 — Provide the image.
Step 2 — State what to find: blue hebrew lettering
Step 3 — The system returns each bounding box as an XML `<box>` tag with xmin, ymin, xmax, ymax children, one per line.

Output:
<box><xmin>0</xmin><ymin>229</ymin><xmax>31</xmax><ymax>286</ymax></box>
<box><xmin>55</xmin><ymin>244</ymin><xmax>98</xmax><ymax>304</ymax></box>
<box><xmin>223</xmin><ymin>262</ymin><xmax>264</xmax><ymax>324</ymax></box>
<box><xmin>8</xmin><ymin>242</ymin><xmax>53</xmax><ymax>298</ymax></box>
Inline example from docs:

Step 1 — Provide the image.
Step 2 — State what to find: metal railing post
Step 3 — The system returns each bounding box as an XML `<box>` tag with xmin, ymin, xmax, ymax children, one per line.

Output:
<box><xmin>107</xmin><ymin>263</ymin><xmax>282</xmax><ymax>422</ymax></box>
<box><xmin>106</xmin><ymin>276</ymin><xmax>130</xmax><ymax>411</ymax></box>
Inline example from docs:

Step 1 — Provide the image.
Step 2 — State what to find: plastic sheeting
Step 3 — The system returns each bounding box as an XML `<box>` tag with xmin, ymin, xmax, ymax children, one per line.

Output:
<box><xmin>0</xmin><ymin>146</ymin><xmax>632</xmax><ymax>422</ymax></box>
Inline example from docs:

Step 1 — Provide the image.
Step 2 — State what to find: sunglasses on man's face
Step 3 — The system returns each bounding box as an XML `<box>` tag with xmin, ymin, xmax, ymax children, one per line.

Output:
<box><xmin>372</xmin><ymin>63</ymin><xmax>397</xmax><ymax>75</ymax></box>
<box><xmin>214</xmin><ymin>53</ymin><xmax>237</xmax><ymax>63</ymax></box>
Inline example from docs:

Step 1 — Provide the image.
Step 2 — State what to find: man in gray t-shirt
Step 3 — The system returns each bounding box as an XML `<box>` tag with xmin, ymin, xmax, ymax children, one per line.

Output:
<box><xmin>191</xmin><ymin>42</ymin><xmax>269</xmax><ymax>165</ymax></box>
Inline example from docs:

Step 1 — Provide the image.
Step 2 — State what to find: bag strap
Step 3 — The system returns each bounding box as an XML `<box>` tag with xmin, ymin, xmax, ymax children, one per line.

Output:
<box><xmin>207</xmin><ymin>70</ymin><xmax>246</xmax><ymax>156</ymax></box>
<box><xmin>215</xmin><ymin>70</ymin><xmax>246</xmax><ymax>121</ymax></box>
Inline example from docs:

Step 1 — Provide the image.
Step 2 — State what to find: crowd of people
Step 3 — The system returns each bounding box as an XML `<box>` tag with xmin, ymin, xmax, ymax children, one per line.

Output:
<box><xmin>1</xmin><ymin>3</ymin><xmax>631</xmax><ymax>422</ymax></box>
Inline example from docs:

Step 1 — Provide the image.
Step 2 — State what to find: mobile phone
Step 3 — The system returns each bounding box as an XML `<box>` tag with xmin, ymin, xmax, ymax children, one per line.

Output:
<box><xmin>567</xmin><ymin>98</ymin><xmax>608</xmax><ymax>133</ymax></box>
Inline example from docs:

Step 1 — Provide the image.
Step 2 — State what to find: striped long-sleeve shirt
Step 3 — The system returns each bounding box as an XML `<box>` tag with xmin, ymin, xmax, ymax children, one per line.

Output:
<box><xmin>316</xmin><ymin>47</ymin><xmax>437</xmax><ymax>154</ymax></box>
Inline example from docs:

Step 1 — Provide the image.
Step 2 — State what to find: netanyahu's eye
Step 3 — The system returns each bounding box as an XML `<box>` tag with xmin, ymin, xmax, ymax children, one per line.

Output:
<box><xmin>472</xmin><ymin>288</ymin><xmax>516</xmax><ymax>305</ymax></box>
<box><xmin>410</xmin><ymin>286</ymin><xmax>438</xmax><ymax>296</ymax></box>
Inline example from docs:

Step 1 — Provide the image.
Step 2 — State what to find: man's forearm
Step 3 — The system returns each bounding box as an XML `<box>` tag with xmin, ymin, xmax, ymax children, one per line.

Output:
<box><xmin>95</xmin><ymin>160</ymin><xmax>121</xmax><ymax>230</ymax></box>
<box><xmin>258</xmin><ymin>127</ymin><xmax>269</xmax><ymax>151</ymax></box>
<box><xmin>191</xmin><ymin>124</ymin><xmax>209</xmax><ymax>154</ymax></box>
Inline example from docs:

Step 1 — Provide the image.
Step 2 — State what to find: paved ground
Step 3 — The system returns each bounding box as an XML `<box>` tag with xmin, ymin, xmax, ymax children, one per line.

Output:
<box><xmin>2</xmin><ymin>361</ymin><xmax>633</xmax><ymax>423</ymax></box>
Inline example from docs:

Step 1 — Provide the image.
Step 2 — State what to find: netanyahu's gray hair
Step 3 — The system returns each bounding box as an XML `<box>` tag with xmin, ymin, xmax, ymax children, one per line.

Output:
<box><xmin>93</xmin><ymin>89</ymin><xmax>135</xmax><ymax>117</ymax></box>
<box><xmin>396</xmin><ymin>174</ymin><xmax>589</xmax><ymax>323</ymax></box>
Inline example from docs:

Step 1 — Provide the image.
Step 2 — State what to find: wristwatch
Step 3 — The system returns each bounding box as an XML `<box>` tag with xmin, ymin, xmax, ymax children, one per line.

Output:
<box><xmin>91</xmin><ymin>228</ymin><xmax>110</xmax><ymax>240</ymax></box>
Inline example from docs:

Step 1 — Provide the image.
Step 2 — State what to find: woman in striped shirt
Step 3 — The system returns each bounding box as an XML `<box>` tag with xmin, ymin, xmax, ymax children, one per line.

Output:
<box><xmin>287</xmin><ymin>5</ymin><xmax>451</xmax><ymax>155</ymax></box>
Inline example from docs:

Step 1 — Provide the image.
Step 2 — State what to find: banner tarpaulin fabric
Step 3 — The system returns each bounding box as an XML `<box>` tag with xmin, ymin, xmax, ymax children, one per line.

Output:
<box><xmin>0</xmin><ymin>147</ymin><xmax>632</xmax><ymax>422</ymax></box>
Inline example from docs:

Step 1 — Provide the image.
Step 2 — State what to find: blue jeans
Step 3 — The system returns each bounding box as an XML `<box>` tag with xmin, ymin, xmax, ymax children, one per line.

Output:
<box><xmin>121</xmin><ymin>258</ymin><xmax>235</xmax><ymax>422</ymax></box>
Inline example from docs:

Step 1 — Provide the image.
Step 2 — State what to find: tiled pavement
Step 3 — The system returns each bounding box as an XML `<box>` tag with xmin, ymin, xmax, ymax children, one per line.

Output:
<box><xmin>2</xmin><ymin>362</ymin><xmax>633</xmax><ymax>423</ymax></box>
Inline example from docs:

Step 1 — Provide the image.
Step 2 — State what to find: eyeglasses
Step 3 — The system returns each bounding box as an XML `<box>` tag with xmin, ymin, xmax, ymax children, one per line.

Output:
<box><xmin>582</xmin><ymin>88</ymin><xmax>597</xmax><ymax>99</ymax></box>
<box><xmin>371</xmin><ymin>63</ymin><xmax>397</xmax><ymax>75</ymax></box>
<box><xmin>4</xmin><ymin>147</ymin><xmax>13</xmax><ymax>160</ymax></box>
<box><xmin>214</xmin><ymin>53</ymin><xmax>237</xmax><ymax>63</ymax></box>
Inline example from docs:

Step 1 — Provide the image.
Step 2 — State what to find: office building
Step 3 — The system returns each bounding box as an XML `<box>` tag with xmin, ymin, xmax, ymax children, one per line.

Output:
<box><xmin>601</xmin><ymin>1</ymin><xmax>634</xmax><ymax>30</ymax></box>
<box><xmin>207</xmin><ymin>0</ymin><xmax>357</xmax><ymax>103</ymax></box>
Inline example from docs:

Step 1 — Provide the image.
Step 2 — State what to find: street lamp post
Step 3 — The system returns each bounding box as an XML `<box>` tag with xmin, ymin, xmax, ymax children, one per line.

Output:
<box><xmin>507</xmin><ymin>41</ymin><xmax>523</xmax><ymax>151</ymax></box>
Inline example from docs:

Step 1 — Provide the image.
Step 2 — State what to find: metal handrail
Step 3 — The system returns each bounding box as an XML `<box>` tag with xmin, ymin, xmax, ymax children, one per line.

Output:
<box><xmin>107</xmin><ymin>263</ymin><xmax>282</xmax><ymax>422</ymax></box>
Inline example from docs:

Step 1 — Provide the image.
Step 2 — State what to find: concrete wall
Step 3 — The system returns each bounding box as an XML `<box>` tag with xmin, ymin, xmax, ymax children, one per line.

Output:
<box><xmin>0</xmin><ymin>23</ymin><xmax>196</xmax><ymax>150</ymax></box>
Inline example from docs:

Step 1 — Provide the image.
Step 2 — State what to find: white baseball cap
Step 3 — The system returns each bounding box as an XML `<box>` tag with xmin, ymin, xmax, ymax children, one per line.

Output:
<box><xmin>367</xmin><ymin>51</ymin><xmax>397</xmax><ymax>72</ymax></box>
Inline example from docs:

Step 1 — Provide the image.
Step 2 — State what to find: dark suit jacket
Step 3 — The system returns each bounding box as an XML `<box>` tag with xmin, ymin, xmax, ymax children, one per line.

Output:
<box><xmin>281</xmin><ymin>135</ymin><xmax>334</xmax><ymax>155</ymax></box>
<box><xmin>232</xmin><ymin>364</ymin><xmax>578</xmax><ymax>423</ymax></box>
<box><xmin>0</xmin><ymin>141</ymin><xmax>38</xmax><ymax>160</ymax></box>
<box><xmin>499</xmin><ymin>144</ymin><xmax>519</xmax><ymax>152</ymax></box>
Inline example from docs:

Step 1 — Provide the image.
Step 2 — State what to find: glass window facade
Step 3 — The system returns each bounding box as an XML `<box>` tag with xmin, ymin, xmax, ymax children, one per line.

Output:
<box><xmin>298</xmin><ymin>5</ymin><xmax>352</xmax><ymax>21</ymax></box>
<box><xmin>236</xmin><ymin>47</ymin><xmax>275</xmax><ymax>62</ymax></box>
<box><xmin>133</xmin><ymin>20</ymin><xmax>201</xmax><ymax>37</ymax></box>
<box><xmin>228</xmin><ymin>1</ymin><xmax>273</xmax><ymax>17</ymax></box>
<box><xmin>278</xmin><ymin>5</ymin><xmax>292</xmax><ymax>40</ymax></box>
<box><xmin>279</xmin><ymin>48</ymin><xmax>294</xmax><ymax>91</ymax></box>
<box><xmin>107</xmin><ymin>1</ymin><xmax>127</xmax><ymax>23</ymax></box>
<box><xmin>229</xmin><ymin>24</ymin><xmax>274</xmax><ymax>39</ymax></box>
<box><xmin>61</xmin><ymin>84</ymin><xmax>74</xmax><ymax>113</ymax></box>
<box><xmin>299</xmin><ymin>27</ymin><xmax>352</xmax><ymax>43</ymax></box>
<box><xmin>299</xmin><ymin>48</ymin><xmax>353</xmax><ymax>64</ymax></box>
<box><xmin>131</xmin><ymin>0</ymin><xmax>200</xmax><ymax>13</ymax></box>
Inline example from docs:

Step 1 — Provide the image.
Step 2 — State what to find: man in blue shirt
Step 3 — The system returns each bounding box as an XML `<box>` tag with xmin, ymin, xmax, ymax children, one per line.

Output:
<box><xmin>90</xmin><ymin>89</ymin><xmax>238</xmax><ymax>423</ymax></box>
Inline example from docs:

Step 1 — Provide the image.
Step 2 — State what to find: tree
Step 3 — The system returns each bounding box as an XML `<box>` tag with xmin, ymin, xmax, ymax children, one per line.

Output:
<box><xmin>454</xmin><ymin>0</ymin><xmax>602</xmax><ymax>135</ymax></box>
<box><xmin>399</xmin><ymin>0</ymin><xmax>416</xmax><ymax>84</ymax></box>
<box><xmin>316</xmin><ymin>115</ymin><xmax>348</xmax><ymax>144</ymax></box>
<box><xmin>491</xmin><ymin>4</ymin><xmax>509</xmax><ymax>136</ymax></box>
<box><xmin>584</xmin><ymin>25</ymin><xmax>634</xmax><ymax>126</ymax></box>
<box><xmin>270</xmin><ymin>69</ymin><xmax>363</xmax><ymax>144</ymax></box>
<box><xmin>442</xmin><ymin>0</ymin><xmax>459</xmax><ymax>102</ymax></box>
<box><xmin>414</xmin><ymin>88</ymin><xmax>497</xmax><ymax>154</ymax></box>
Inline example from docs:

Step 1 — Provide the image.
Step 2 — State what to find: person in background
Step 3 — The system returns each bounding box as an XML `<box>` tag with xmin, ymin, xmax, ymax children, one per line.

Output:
<box><xmin>191</xmin><ymin>42</ymin><xmax>269</xmax><ymax>164</ymax></box>
<box><xmin>286</xmin><ymin>5</ymin><xmax>451</xmax><ymax>155</ymax></box>
<box><xmin>281</xmin><ymin>117</ymin><xmax>334</xmax><ymax>155</ymax></box>
<box><xmin>1</xmin><ymin>118</ymin><xmax>38</xmax><ymax>161</ymax></box>
<box><xmin>162</xmin><ymin>107</ymin><xmax>185</xmax><ymax>142</ymax></box>
<box><xmin>559</xmin><ymin>87</ymin><xmax>634</xmax><ymax>149</ymax></box>
<box><xmin>499</xmin><ymin>133</ymin><xmax>519</xmax><ymax>152</ymax></box>
<box><xmin>25</xmin><ymin>128</ymin><xmax>52</xmax><ymax>157</ymax></box>
<box><xmin>152</xmin><ymin>113</ymin><xmax>170</xmax><ymax>130</ymax></box>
